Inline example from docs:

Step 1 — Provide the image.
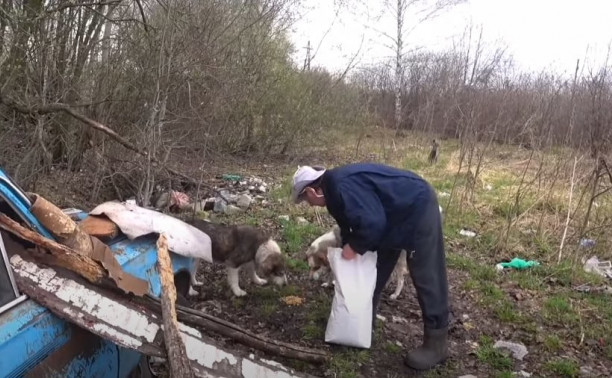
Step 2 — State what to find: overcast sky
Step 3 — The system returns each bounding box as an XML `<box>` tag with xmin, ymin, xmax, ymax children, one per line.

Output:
<box><xmin>289</xmin><ymin>0</ymin><xmax>612</xmax><ymax>77</ymax></box>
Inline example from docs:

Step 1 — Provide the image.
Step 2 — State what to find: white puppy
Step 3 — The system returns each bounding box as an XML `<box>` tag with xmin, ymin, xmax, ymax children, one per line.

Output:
<box><xmin>305</xmin><ymin>226</ymin><xmax>409</xmax><ymax>299</ymax></box>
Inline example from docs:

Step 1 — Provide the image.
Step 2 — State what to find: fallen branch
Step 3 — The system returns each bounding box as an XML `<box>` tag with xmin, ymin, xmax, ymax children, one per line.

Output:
<box><xmin>0</xmin><ymin>93</ymin><xmax>225</xmax><ymax>199</ymax></box>
<box><xmin>0</xmin><ymin>94</ymin><xmax>147</xmax><ymax>158</ymax></box>
<box><xmin>0</xmin><ymin>213</ymin><xmax>106</xmax><ymax>283</ymax></box>
<box><xmin>157</xmin><ymin>234</ymin><xmax>195</xmax><ymax>378</ymax></box>
<box><xmin>140</xmin><ymin>296</ymin><xmax>330</xmax><ymax>364</ymax></box>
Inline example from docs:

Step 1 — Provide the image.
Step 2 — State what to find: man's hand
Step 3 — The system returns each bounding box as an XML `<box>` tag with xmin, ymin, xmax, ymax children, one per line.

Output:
<box><xmin>341</xmin><ymin>244</ymin><xmax>357</xmax><ymax>260</ymax></box>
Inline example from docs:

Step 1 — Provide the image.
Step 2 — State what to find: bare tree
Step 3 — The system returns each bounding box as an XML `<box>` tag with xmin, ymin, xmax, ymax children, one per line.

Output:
<box><xmin>376</xmin><ymin>0</ymin><xmax>465</xmax><ymax>135</ymax></box>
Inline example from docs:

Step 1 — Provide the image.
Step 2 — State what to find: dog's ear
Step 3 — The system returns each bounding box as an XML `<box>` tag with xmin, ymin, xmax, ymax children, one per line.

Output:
<box><xmin>259</xmin><ymin>253</ymin><xmax>285</xmax><ymax>276</ymax></box>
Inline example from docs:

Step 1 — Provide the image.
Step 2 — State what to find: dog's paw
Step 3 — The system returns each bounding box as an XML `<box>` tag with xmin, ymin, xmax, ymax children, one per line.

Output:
<box><xmin>233</xmin><ymin>289</ymin><xmax>247</xmax><ymax>297</ymax></box>
<box><xmin>191</xmin><ymin>279</ymin><xmax>203</xmax><ymax>287</ymax></box>
<box><xmin>253</xmin><ymin>277</ymin><xmax>268</xmax><ymax>286</ymax></box>
<box><xmin>390</xmin><ymin>293</ymin><xmax>399</xmax><ymax>300</ymax></box>
<box><xmin>188</xmin><ymin>287</ymin><xmax>200</xmax><ymax>296</ymax></box>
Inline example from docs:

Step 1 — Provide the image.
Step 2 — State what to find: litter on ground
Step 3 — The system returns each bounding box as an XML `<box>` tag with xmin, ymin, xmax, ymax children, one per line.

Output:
<box><xmin>579</xmin><ymin>238</ymin><xmax>596</xmax><ymax>248</ymax></box>
<box><xmin>459</xmin><ymin>229</ymin><xmax>476</xmax><ymax>238</ymax></box>
<box><xmin>583</xmin><ymin>256</ymin><xmax>612</xmax><ymax>279</ymax></box>
<box><xmin>281</xmin><ymin>296</ymin><xmax>305</xmax><ymax>306</ymax></box>
<box><xmin>495</xmin><ymin>258</ymin><xmax>540</xmax><ymax>271</ymax></box>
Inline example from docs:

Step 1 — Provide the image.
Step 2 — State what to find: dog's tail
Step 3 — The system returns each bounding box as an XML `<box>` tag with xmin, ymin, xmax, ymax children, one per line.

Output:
<box><xmin>331</xmin><ymin>224</ymin><xmax>341</xmax><ymax>244</ymax></box>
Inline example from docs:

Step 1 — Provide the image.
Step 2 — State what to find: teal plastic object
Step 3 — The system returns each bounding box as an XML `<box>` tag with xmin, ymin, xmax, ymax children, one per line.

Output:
<box><xmin>222</xmin><ymin>174</ymin><xmax>242</xmax><ymax>182</ymax></box>
<box><xmin>497</xmin><ymin>258</ymin><xmax>540</xmax><ymax>270</ymax></box>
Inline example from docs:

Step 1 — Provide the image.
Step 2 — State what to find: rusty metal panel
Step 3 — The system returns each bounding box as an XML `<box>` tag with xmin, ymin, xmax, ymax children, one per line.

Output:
<box><xmin>0</xmin><ymin>299</ymin><xmax>71</xmax><ymax>377</ymax></box>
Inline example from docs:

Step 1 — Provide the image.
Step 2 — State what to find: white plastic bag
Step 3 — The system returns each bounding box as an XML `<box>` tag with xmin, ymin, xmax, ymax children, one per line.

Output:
<box><xmin>324</xmin><ymin>247</ymin><xmax>378</xmax><ymax>349</ymax></box>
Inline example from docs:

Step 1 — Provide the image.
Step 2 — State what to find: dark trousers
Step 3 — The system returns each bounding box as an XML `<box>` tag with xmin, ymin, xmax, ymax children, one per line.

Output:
<box><xmin>372</xmin><ymin>192</ymin><xmax>449</xmax><ymax>330</ymax></box>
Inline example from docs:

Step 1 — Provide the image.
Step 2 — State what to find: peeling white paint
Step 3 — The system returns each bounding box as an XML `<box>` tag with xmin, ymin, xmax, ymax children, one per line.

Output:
<box><xmin>241</xmin><ymin>358</ymin><xmax>295</xmax><ymax>378</ymax></box>
<box><xmin>182</xmin><ymin>331</ymin><xmax>239</xmax><ymax>368</ymax></box>
<box><xmin>11</xmin><ymin>255</ymin><xmax>160</xmax><ymax>342</ymax></box>
<box><xmin>92</xmin><ymin>323</ymin><xmax>144</xmax><ymax>349</ymax></box>
<box><xmin>11</xmin><ymin>255</ymin><xmax>307</xmax><ymax>378</ymax></box>
<box><xmin>60</xmin><ymin>302</ymin><xmax>144</xmax><ymax>349</ymax></box>
<box><xmin>178</xmin><ymin>321</ymin><xmax>203</xmax><ymax>338</ymax></box>
<box><xmin>259</xmin><ymin>358</ymin><xmax>287</xmax><ymax>370</ymax></box>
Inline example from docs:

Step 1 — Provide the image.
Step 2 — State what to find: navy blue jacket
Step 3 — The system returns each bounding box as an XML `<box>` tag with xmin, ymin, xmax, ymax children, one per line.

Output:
<box><xmin>320</xmin><ymin>163</ymin><xmax>433</xmax><ymax>255</ymax></box>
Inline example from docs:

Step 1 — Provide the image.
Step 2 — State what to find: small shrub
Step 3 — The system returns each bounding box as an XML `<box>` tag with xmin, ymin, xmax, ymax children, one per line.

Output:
<box><xmin>545</xmin><ymin>358</ymin><xmax>579</xmax><ymax>377</ymax></box>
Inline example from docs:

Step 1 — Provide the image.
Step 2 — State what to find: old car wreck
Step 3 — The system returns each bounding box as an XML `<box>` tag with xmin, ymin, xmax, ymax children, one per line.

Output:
<box><xmin>0</xmin><ymin>167</ymin><xmax>328</xmax><ymax>377</ymax></box>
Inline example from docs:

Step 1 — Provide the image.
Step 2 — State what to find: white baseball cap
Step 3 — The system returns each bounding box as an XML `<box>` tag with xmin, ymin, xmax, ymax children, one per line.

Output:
<box><xmin>291</xmin><ymin>165</ymin><xmax>326</xmax><ymax>204</ymax></box>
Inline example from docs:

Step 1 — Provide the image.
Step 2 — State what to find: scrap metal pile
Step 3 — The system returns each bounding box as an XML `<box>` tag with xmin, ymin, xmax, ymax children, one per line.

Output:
<box><xmin>1</xmin><ymin>193</ymin><xmax>328</xmax><ymax>378</ymax></box>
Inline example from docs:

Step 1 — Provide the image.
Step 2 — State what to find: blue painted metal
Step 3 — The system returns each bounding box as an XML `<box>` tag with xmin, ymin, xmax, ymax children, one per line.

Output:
<box><xmin>0</xmin><ymin>170</ymin><xmax>53</xmax><ymax>239</ymax></box>
<box><xmin>66</xmin><ymin>209</ymin><xmax>196</xmax><ymax>298</ymax></box>
<box><xmin>0</xmin><ymin>300</ymin><xmax>71</xmax><ymax>377</ymax></box>
<box><xmin>55</xmin><ymin>337</ymin><xmax>141</xmax><ymax>378</ymax></box>
<box><xmin>0</xmin><ymin>167</ymin><xmax>197</xmax><ymax>378</ymax></box>
<box><xmin>109</xmin><ymin>234</ymin><xmax>195</xmax><ymax>298</ymax></box>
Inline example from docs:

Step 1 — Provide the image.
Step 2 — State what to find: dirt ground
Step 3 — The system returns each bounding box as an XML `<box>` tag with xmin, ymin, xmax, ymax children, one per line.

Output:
<box><xmin>189</xmin><ymin>258</ymin><xmax>479</xmax><ymax>378</ymax></box>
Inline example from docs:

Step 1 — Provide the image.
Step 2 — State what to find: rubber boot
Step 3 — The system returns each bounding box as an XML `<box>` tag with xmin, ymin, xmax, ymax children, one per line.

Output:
<box><xmin>404</xmin><ymin>326</ymin><xmax>449</xmax><ymax>370</ymax></box>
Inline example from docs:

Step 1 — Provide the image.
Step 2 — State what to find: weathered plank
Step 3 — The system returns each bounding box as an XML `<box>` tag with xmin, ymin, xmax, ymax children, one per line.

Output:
<box><xmin>10</xmin><ymin>255</ymin><xmax>318</xmax><ymax>378</ymax></box>
<box><xmin>0</xmin><ymin>214</ymin><xmax>106</xmax><ymax>284</ymax></box>
<box><xmin>28</xmin><ymin>194</ymin><xmax>150</xmax><ymax>296</ymax></box>
<box><xmin>0</xmin><ymin>213</ymin><xmax>148</xmax><ymax>296</ymax></box>
<box><xmin>79</xmin><ymin>214</ymin><xmax>119</xmax><ymax>240</ymax></box>
<box><xmin>157</xmin><ymin>233</ymin><xmax>195</xmax><ymax>378</ymax></box>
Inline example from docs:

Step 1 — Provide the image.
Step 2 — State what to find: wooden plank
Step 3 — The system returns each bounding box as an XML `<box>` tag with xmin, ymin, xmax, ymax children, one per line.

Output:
<box><xmin>0</xmin><ymin>213</ymin><xmax>148</xmax><ymax>296</ymax></box>
<box><xmin>79</xmin><ymin>215</ymin><xmax>119</xmax><ymax>240</ymax></box>
<box><xmin>0</xmin><ymin>214</ymin><xmax>106</xmax><ymax>284</ymax></box>
<box><xmin>157</xmin><ymin>233</ymin><xmax>194</xmax><ymax>378</ymax></box>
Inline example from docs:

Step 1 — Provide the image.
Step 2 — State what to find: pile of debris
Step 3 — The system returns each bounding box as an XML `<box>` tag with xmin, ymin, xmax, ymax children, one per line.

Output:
<box><xmin>155</xmin><ymin>175</ymin><xmax>273</xmax><ymax>215</ymax></box>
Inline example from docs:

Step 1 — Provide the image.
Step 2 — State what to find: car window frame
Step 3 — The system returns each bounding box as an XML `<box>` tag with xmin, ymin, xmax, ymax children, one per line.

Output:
<box><xmin>0</xmin><ymin>180</ymin><xmax>30</xmax><ymax>315</ymax></box>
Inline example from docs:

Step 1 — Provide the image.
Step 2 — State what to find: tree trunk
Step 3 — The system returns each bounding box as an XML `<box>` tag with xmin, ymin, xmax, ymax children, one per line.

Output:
<box><xmin>394</xmin><ymin>0</ymin><xmax>403</xmax><ymax>135</ymax></box>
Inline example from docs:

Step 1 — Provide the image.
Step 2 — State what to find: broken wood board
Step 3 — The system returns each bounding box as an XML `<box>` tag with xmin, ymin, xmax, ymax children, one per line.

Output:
<box><xmin>10</xmin><ymin>255</ymin><xmax>318</xmax><ymax>378</ymax></box>
<box><xmin>157</xmin><ymin>233</ymin><xmax>195</xmax><ymax>378</ymax></box>
<box><xmin>29</xmin><ymin>193</ymin><xmax>92</xmax><ymax>253</ymax></box>
<box><xmin>79</xmin><ymin>214</ymin><xmax>119</xmax><ymax>240</ymax></box>
<box><xmin>28</xmin><ymin>193</ymin><xmax>149</xmax><ymax>296</ymax></box>
<box><xmin>0</xmin><ymin>213</ymin><xmax>148</xmax><ymax>296</ymax></box>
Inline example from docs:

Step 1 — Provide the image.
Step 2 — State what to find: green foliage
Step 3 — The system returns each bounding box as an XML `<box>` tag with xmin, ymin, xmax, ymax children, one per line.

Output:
<box><xmin>476</xmin><ymin>336</ymin><xmax>513</xmax><ymax>371</ymax></box>
<box><xmin>543</xmin><ymin>295</ymin><xmax>578</xmax><ymax>324</ymax></box>
<box><xmin>329</xmin><ymin>349</ymin><xmax>370</xmax><ymax>378</ymax></box>
<box><xmin>543</xmin><ymin>334</ymin><xmax>562</xmax><ymax>352</ymax></box>
<box><xmin>278</xmin><ymin>218</ymin><xmax>323</xmax><ymax>255</ymax></box>
<box><xmin>545</xmin><ymin>358</ymin><xmax>579</xmax><ymax>377</ymax></box>
<box><xmin>384</xmin><ymin>342</ymin><xmax>402</xmax><ymax>354</ymax></box>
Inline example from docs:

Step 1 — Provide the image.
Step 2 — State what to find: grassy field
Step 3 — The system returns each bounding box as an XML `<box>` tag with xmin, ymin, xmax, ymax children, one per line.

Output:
<box><xmin>194</xmin><ymin>128</ymin><xmax>612</xmax><ymax>377</ymax></box>
<box><xmin>39</xmin><ymin>128</ymin><xmax>612</xmax><ymax>377</ymax></box>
